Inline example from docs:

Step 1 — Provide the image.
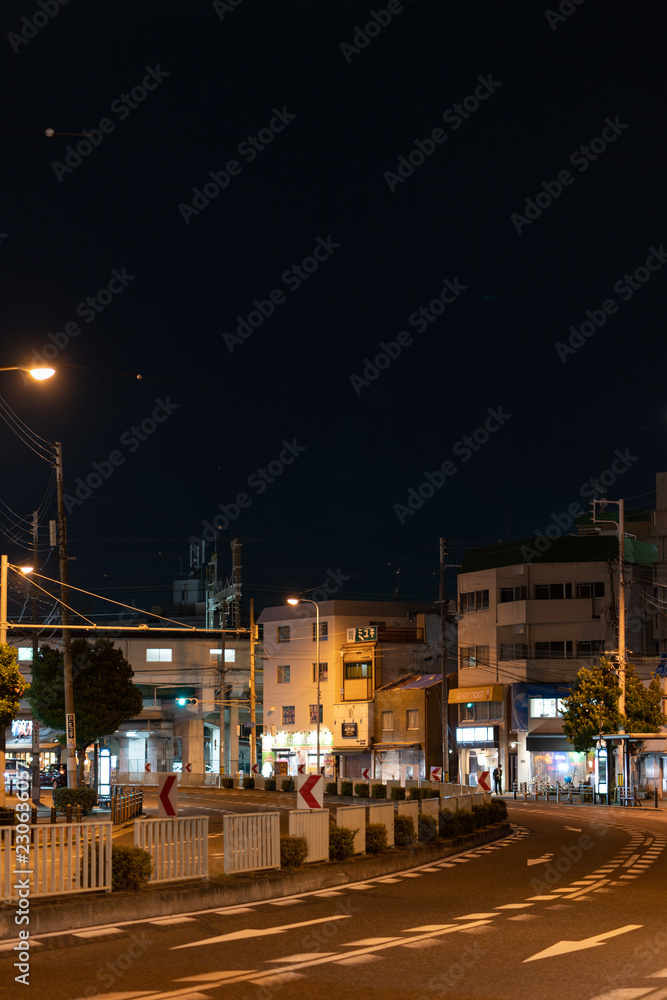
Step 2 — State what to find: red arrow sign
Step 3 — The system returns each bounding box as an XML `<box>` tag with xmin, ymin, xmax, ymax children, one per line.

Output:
<box><xmin>297</xmin><ymin>764</ymin><xmax>306</xmax><ymax>774</ymax></box>
<box><xmin>430</xmin><ymin>766</ymin><xmax>442</xmax><ymax>782</ymax></box>
<box><xmin>157</xmin><ymin>773</ymin><xmax>178</xmax><ymax>817</ymax></box>
<box><xmin>251</xmin><ymin>764</ymin><xmax>259</xmax><ymax>774</ymax></box>
<box><xmin>477</xmin><ymin>770</ymin><xmax>491</xmax><ymax>792</ymax></box>
<box><xmin>296</xmin><ymin>773</ymin><xmax>323</xmax><ymax>809</ymax></box>
<box><xmin>184</xmin><ymin>763</ymin><xmax>192</xmax><ymax>773</ymax></box>
<box><xmin>144</xmin><ymin>762</ymin><xmax>151</xmax><ymax>772</ymax></box>
<box><xmin>361</xmin><ymin>767</ymin><xmax>370</xmax><ymax>780</ymax></box>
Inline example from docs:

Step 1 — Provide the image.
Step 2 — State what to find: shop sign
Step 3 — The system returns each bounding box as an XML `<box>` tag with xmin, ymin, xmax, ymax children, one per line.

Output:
<box><xmin>341</xmin><ymin>722</ymin><xmax>358</xmax><ymax>738</ymax></box>
<box><xmin>346</xmin><ymin>627</ymin><xmax>377</xmax><ymax>643</ymax></box>
<box><xmin>11</xmin><ymin>720</ymin><xmax>32</xmax><ymax>739</ymax></box>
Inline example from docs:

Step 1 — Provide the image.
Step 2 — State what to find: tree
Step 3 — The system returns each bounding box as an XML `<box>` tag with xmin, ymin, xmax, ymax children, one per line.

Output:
<box><xmin>27</xmin><ymin>638</ymin><xmax>143</xmax><ymax>784</ymax></box>
<box><xmin>0</xmin><ymin>644</ymin><xmax>30</xmax><ymax>801</ymax></box>
<box><xmin>562</xmin><ymin>656</ymin><xmax>666</xmax><ymax>753</ymax></box>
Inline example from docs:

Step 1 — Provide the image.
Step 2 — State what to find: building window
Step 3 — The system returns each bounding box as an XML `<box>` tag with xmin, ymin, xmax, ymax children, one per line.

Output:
<box><xmin>499</xmin><ymin>643</ymin><xmax>528</xmax><ymax>660</ymax></box>
<box><xmin>459</xmin><ymin>646</ymin><xmax>489</xmax><ymax>668</ymax></box>
<box><xmin>312</xmin><ymin>662</ymin><xmax>328</xmax><ymax>682</ymax></box>
<box><xmin>209</xmin><ymin>649</ymin><xmax>236</xmax><ymax>662</ymax></box>
<box><xmin>256</xmin><ymin>623</ymin><xmax>263</xmax><ymax>641</ymax></box>
<box><xmin>576</xmin><ymin>639</ymin><xmax>603</xmax><ymax>657</ymax></box>
<box><xmin>460</xmin><ymin>590</ymin><xmax>489</xmax><ymax>613</ymax></box>
<box><xmin>534</xmin><ymin>583</ymin><xmax>574</xmax><ymax>599</ymax></box>
<box><xmin>146</xmin><ymin>649</ymin><xmax>172</xmax><ymax>662</ymax></box>
<box><xmin>277</xmin><ymin>665</ymin><xmax>290</xmax><ymax>684</ymax></box>
<box><xmin>381</xmin><ymin>711</ymin><xmax>393</xmax><ymax>731</ymax></box>
<box><xmin>534</xmin><ymin>641</ymin><xmax>573</xmax><ymax>659</ymax></box>
<box><xmin>17</xmin><ymin>648</ymin><xmax>32</xmax><ymax>661</ymax></box>
<box><xmin>277</xmin><ymin>626</ymin><xmax>290</xmax><ymax>643</ymax></box>
<box><xmin>576</xmin><ymin>582</ymin><xmax>605</xmax><ymax>598</ymax></box>
<box><xmin>281</xmin><ymin>706</ymin><xmax>295</xmax><ymax>725</ymax></box>
<box><xmin>499</xmin><ymin>585</ymin><xmax>527</xmax><ymax>603</ymax></box>
<box><xmin>406</xmin><ymin>709</ymin><xmax>419</xmax><ymax>730</ymax></box>
<box><xmin>345</xmin><ymin>661</ymin><xmax>371</xmax><ymax>679</ymax></box>
<box><xmin>309</xmin><ymin>704</ymin><xmax>323</xmax><ymax>724</ymax></box>
<box><xmin>530</xmin><ymin>698</ymin><xmax>565</xmax><ymax>718</ymax></box>
<box><xmin>460</xmin><ymin>703</ymin><xmax>475</xmax><ymax>722</ymax></box>
<box><xmin>312</xmin><ymin>621</ymin><xmax>328</xmax><ymax>641</ymax></box>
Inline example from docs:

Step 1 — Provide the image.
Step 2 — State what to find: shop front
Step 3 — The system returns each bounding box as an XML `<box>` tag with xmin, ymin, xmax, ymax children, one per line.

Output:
<box><xmin>261</xmin><ymin>728</ymin><xmax>334</xmax><ymax>776</ymax></box>
<box><xmin>448</xmin><ymin>684</ymin><xmax>505</xmax><ymax>787</ymax></box>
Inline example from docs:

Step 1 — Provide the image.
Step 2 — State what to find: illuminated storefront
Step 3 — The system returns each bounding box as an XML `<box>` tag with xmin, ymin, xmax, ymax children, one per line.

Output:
<box><xmin>261</xmin><ymin>728</ymin><xmax>334</xmax><ymax>776</ymax></box>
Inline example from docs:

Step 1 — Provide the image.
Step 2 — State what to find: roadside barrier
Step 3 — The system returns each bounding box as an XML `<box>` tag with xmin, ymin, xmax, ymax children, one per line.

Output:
<box><xmin>367</xmin><ymin>802</ymin><xmax>394</xmax><ymax>847</ymax></box>
<box><xmin>0</xmin><ymin>822</ymin><xmax>112</xmax><ymax>902</ymax></box>
<box><xmin>111</xmin><ymin>786</ymin><xmax>143</xmax><ymax>824</ymax></box>
<box><xmin>288</xmin><ymin>809</ymin><xmax>330</xmax><ymax>862</ymax></box>
<box><xmin>223</xmin><ymin>812</ymin><xmax>279</xmax><ymax>874</ymax></box>
<box><xmin>334</xmin><ymin>805</ymin><xmax>366</xmax><ymax>854</ymax></box>
<box><xmin>134</xmin><ymin>816</ymin><xmax>208</xmax><ymax>882</ymax></box>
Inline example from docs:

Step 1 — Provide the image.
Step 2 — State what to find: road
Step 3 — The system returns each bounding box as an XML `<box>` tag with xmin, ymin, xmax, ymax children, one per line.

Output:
<box><xmin>2</xmin><ymin>801</ymin><xmax>666</xmax><ymax>1000</ymax></box>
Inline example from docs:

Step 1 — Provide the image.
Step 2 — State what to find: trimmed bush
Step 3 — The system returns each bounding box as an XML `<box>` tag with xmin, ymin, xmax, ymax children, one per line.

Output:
<box><xmin>340</xmin><ymin>780</ymin><xmax>353</xmax><ymax>797</ymax></box>
<box><xmin>439</xmin><ymin>807</ymin><xmax>460</xmax><ymax>838</ymax></box>
<box><xmin>329</xmin><ymin>824</ymin><xmax>355</xmax><ymax>860</ymax></box>
<box><xmin>365</xmin><ymin>823</ymin><xmax>388</xmax><ymax>854</ymax></box>
<box><xmin>455</xmin><ymin>809</ymin><xmax>476</xmax><ymax>835</ymax></box>
<box><xmin>264</xmin><ymin>777</ymin><xmax>276</xmax><ymax>791</ymax></box>
<box><xmin>490</xmin><ymin>798</ymin><xmax>508</xmax><ymax>823</ymax></box>
<box><xmin>371</xmin><ymin>783</ymin><xmax>387</xmax><ymax>799</ymax></box>
<box><xmin>53</xmin><ymin>787</ymin><xmax>97</xmax><ymax>815</ymax></box>
<box><xmin>472</xmin><ymin>803</ymin><xmax>490</xmax><ymax>828</ymax></box>
<box><xmin>111</xmin><ymin>845</ymin><xmax>153</xmax><ymax>891</ymax></box>
<box><xmin>281</xmin><ymin>778</ymin><xmax>295</xmax><ymax>792</ymax></box>
<box><xmin>222</xmin><ymin>777</ymin><xmax>234</xmax><ymax>789</ymax></box>
<box><xmin>280</xmin><ymin>835</ymin><xmax>308</xmax><ymax>869</ymax></box>
<box><xmin>418</xmin><ymin>814</ymin><xmax>438</xmax><ymax>843</ymax></box>
<box><xmin>325</xmin><ymin>782</ymin><xmax>338</xmax><ymax>795</ymax></box>
<box><xmin>407</xmin><ymin>787</ymin><xmax>424</xmax><ymax>800</ymax></box>
<box><xmin>394</xmin><ymin>814</ymin><xmax>416</xmax><ymax>847</ymax></box>
<box><xmin>243</xmin><ymin>776</ymin><xmax>255</xmax><ymax>790</ymax></box>
<box><xmin>390</xmin><ymin>786</ymin><xmax>405</xmax><ymax>801</ymax></box>
<box><xmin>354</xmin><ymin>782</ymin><xmax>369</xmax><ymax>798</ymax></box>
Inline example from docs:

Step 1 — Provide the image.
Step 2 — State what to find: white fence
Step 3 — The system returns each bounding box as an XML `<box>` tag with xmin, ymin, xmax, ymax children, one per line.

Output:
<box><xmin>1</xmin><ymin>823</ymin><xmax>112</xmax><ymax>902</ymax></box>
<box><xmin>367</xmin><ymin>802</ymin><xmax>394</xmax><ymax>847</ymax></box>
<box><xmin>223</xmin><ymin>812</ymin><xmax>280</xmax><ymax>874</ymax></box>
<box><xmin>289</xmin><ymin>809</ymin><xmax>330</xmax><ymax>862</ymax></box>
<box><xmin>457</xmin><ymin>794</ymin><xmax>474</xmax><ymax>811</ymax></box>
<box><xmin>134</xmin><ymin>816</ymin><xmax>208</xmax><ymax>883</ymax></box>
<box><xmin>397</xmin><ymin>800</ymin><xmax>419</xmax><ymax>824</ymax></box>
<box><xmin>420</xmin><ymin>797</ymin><xmax>439</xmax><ymax>820</ymax></box>
<box><xmin>334</xmin><ymin>805</ymin><xmax>366</xmax><ymax>854</ymax></box>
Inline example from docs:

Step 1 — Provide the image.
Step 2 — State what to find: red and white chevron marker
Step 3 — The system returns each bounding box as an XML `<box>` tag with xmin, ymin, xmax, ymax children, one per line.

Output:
<box><xmin>251</xmin><ymin>763</ymin><xmax>259</xmax><ymax>774</ymax></box>
<box><xmin>477</xmin><ymin>770</ymin><xmax>491</xmax><ymax>792</ymax></box>
<box><xmin>157</xmin><ymin>773</ymin><xmax>178</xmax><ymax>817</ymax></box>
<box><xmin>361</xmin><ymin>767</ymin><xmax>370</xmax><ymax>781</ymax></box>
<box><xmin>144</xmin><ymin>762</ymin><xmax>151</xmax><ymax>772</ymax></box>
<box><xmin>184</xmin><ymin>763</ymin><xmax>192</xmax><ymax>773</ymax></box>
<box><xmin>429</xmin><ymin>766</ymin><xmax>442</xmax><ymax>782</ymax></box>
<box><xmin>297</xmin><ymin>764</ymin><xmax>306</xmax><ymax>775</ymax></box>
<box><xmin>296</xmin><ymin>773</ymin><xmax>323</xmax><ymax>809</ymax></box>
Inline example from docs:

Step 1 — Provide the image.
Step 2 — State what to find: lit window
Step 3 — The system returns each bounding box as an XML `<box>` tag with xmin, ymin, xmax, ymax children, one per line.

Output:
<box><xmin>312</xmin><ymin>662</ymin><xmax>328</xmax><ymax>682</ymax></box>
<box><xmin>345</xmin><ymin>661</ymin><xmax>371</xmax><ymax>679</ymax></box>
<box><xmin>17</xmin><ymin>648</ymin><xmax>32</xmax><ymax>661</ymax></box>
<box><xmin>210</xmin><ymin>649</ymin><xmax>236</xmax><ymax>662</ymax></box>
<box><xmin>382</xmin><ymin>711</ymin><xmax>393</xmax><ymax>731</ymax></box>
<box><xmin>277</xmin><ymin>665</ymin><xmax>290</xmax><ymax>684</ymax></box>
<box><xmin>309</xmin><ymin>704</ymin><xmax>323</xmax><ymax>724</ymax></box>
<box><xmin>281</xmin><ymin>705</ymin><xmax>295</xmax><ymax>725</ymax></box>
<box><xmin>312</xmin><ymin>621</ymin><xmax>328</xmax><ymax>641</ymax></box>
<box><xmin>406</xmin><ymin>709</ymin><xmax>419</xmax><ymax>730</ymax></box>
<box><xmin>146</xmin><ymin>649</ymin><xmax>172</xmax><ymax>662</ymax></box>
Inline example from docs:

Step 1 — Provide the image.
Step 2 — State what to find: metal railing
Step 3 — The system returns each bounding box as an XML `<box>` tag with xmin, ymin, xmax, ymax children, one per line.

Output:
<box><xmin>111</xmin><ymin>786</ymin><xmax>144</xmax><ymax>824</ymax></box>
<box><xmin>288</xmin><ymin>809</ymin><xmax>330</xmax><ymax>862</ymax></box>
<box><xmin>1</xmin><ymin>822</ymin><xmax>112</xmax><ymax>902</ymax></box>
<box><xmin>223</xmin><ymin>812</ymin><xmax>280</xmax><ymax>874</ymax></box>
<box><xmin>134</xmin><ymin>816</ymin><xmax>208</xmax><ymax>882</ymax></box>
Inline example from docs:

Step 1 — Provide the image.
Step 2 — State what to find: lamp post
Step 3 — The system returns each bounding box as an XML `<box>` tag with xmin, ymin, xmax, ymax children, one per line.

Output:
<box><xmin>0</xmin><ymin>366</ymin><xmax>55</xmax><ymax>380</ymax></box>
<box><xmin>287</xmin><ymin>597</ymin><xmax>321</xmax><ymax>774</ymax></box>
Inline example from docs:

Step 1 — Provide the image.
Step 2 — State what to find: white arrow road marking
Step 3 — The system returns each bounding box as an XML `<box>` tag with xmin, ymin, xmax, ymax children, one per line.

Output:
<box><xmin>171</xmin><ymin>914</ymin><xmax>351</xmax><ymax>949</ymax></box>
<box><xmin>564</xmin><ymin>826</ymin><xmax>582</xmax><ymax>832</ymax></box>
<box><xmin>524</xmin><ymin>924</ymin><xmax>643</xmax><ymax>962</ymax></box>
<box><xmin>527</xmin><ymin>854</ymin><xmax>554</xmax><ymax>866</ymax></box>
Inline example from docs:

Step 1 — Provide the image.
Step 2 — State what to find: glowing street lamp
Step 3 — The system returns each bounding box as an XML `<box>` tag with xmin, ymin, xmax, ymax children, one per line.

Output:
<box><xmin>0</xmin><ymin>366</ymin><xmax>55</xmax><ymax>381</ymax></box>
<box><xmin>287</xmin><ymin>596</ymin><xmax>321</xmax><ymax>774</ymax></box>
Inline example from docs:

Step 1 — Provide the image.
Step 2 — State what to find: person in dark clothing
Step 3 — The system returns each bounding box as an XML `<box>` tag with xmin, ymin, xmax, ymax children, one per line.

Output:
<box><xmin>493</xmin><ymin>766</ymin><xmax>502</xmax><ymax>794</ymax></box>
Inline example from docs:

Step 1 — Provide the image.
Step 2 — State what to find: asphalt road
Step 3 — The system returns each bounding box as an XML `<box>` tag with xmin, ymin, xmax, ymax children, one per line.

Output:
<box><xmin>2</xmin><ymin>801</ymin><xmax>666</xmax><ymax>1000</ymax></box>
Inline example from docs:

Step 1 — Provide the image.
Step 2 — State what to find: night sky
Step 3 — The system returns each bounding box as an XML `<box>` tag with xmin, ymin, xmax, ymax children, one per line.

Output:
<box><xmin>1</xmin><ymin>1</ymin><xmax>665</xmax><ymax>624</ymax></box>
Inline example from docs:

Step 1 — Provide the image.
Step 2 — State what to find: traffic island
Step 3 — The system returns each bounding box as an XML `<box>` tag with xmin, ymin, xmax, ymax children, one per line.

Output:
<box><xmin>0</xmin><ymin>822</ymin><xmax>511</xmax><ymax>939</ymax></box>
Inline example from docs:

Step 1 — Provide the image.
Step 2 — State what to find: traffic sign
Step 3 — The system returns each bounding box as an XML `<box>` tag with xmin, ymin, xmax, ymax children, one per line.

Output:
<box><xmin>144</xmin><ymin>762</ymin><xmax>151</xmax><ymax>772</ymax></box>
<box><xmin>477</xmin><ymin>770</ymin><xmax>491</xmax><ymax>792</ymax></box>
<box><xmin>157</xmin><ymin>773</ymin><xmax>178</xmax><ymax>817</ymax></box>
<box><xmin>297</xmin><ymin>764</ymin><xmax>306</xmax><ymax>775</ymax></box>
<box><xmin>296</xmin><ymin>773</ymin><xmax>323</xmax><ymax>809</ymax></box>
<box><xmin>184</xmin><ymin>763</ymin><xmax>192</xmax><ymax>773</ymax></box>
<box><xmin>429</xmin><ymin>766</ymin><xmax>442</xmax><ymax>782</ymax></box>
<box><xmin>251</xmin><ymin>763</ymin><xmax>259</xmax><ymax>774</ymax></box>
<box><xmin>361</xmin><ymin>767</ymin><xmax>370</xmax><ymax>781</ymax></box>
<box><xmin>66</xmin><ymin>713</ymin><xmax>76</xmax><ymax>749</ymax></box>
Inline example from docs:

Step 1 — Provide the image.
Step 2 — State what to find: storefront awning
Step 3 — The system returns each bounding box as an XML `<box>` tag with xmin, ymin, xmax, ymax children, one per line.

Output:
<box><xmin>526</xmin><ymin>734</ymin><xmax>574</xmax><ymax>752</ymax></box>
<box><xmin>373</xmin><ymin>742</ymin><xmax>421</xmax><ymax>752</ymax></box>
<box><xmin>449</xmin><ymin>685</ymin><xmax>504</xmax><ymax>704</ymax></box>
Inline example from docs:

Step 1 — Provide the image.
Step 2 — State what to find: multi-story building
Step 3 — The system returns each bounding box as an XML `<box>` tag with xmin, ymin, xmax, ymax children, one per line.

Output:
<box><xmin>373</xmin><ymin>673</ymin><xmax>443</xmax><ymax>781</ymax></box>
<box><xmin>258</xmin><ymin>600</ymin><xmax>441</xmax><ymax>779</ymax></box>
<box><xmin>454</xmin><ymin>529</ymin><xmax>658</xmax><ymax>791</ymax></box>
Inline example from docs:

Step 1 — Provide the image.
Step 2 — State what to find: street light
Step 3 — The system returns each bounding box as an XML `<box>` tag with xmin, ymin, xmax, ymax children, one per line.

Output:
<box><xmin>0</xmin><ymin>366</ymin><xmax>55</xmax><ymax>380</ymax></box>
<box><xmin>287</xmin><ymin>596</ymin><xmax>321</xmax><ymax>774</ymax></box>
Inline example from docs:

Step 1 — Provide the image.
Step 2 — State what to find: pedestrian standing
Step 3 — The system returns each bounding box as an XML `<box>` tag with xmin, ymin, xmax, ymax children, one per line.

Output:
<box><xmin>492</xmin><ymin>766</ymin><xmax>501</xmax><ymax>794</ymax></box>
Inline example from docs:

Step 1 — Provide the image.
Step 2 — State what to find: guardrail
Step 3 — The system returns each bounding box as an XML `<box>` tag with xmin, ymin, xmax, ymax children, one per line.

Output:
<box><xmin>223</xmin><ymin>812</ymin><xmax>280</xmax><ymax>874</ymax></box>
<box><xmin>134</xmin><ymin>816</ymin><xmax>208</xmax><ymax>882</ymax></box>
<box><xmin>334</xmin><ymin>805</ymin><xmax>366</xmax><ymax>854</ymax></box>
<box><xmin>1</xmin><ymin>822</ymin><xmax>112</xmax><ymax>902</ymax></box>
<box><xmin>111</xmin><ymin>786</ymin><xmax>143</xmax><ymax>824</ymax></box>
<box><xmin>289</xmin><ymin>809</ymin><xmax>330</xmax><ymax>862</ymax></box>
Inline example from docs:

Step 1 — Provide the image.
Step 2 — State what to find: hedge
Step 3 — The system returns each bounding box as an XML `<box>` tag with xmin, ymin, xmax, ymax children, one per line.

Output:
<box><xmin>371</xmin><ymin>783</ymin><xmax>387</xmax><ymax>799</ymax></box>
<box><xmin>280</xmin><ymin>835</ymin><xmax>308</xmax><ymax>869</ymax></box>
<box><xmin>329</xmin><ymin>824</ymin><xmax>355</xmax><ymax>860</ymax></box>
<box><xmin>53</xmin><ymin>787</ymin><xmax>97</xmax><ymax>815</ymax></box>
<box><xmin>365</xmin><ymin>823</ymin><xmax>388</xmax><ymax>854</ymax></box>
<box><xmin>439</xmin><ymin>808</ymin><xmax>459</xmax><ymax>838</ymax></box>
<box><xmin>455</xmin><ymin>808</ymin><xmax>476</xmax><ymax>835</ymax></box>
<box><xmin>390</xmin><ymin>786</ymin><xmax>405</xmax><ymax>801</ymax></box>
<box><xmin>222</xmin><ymin>777</ymin><xmax>234</xmax><ymax>789</ymax></box>
<box><xmin>394</xmin><ymin>814</ymin><xmax>416</xmax><ymax>847</ymax></box>
<box><xmin>340</xmin><ymin>780</ymin><xmax>353</xmax><ymax>797</ymax></box>
<box><xmin>281</xmin><ymin>778</ymin><xmax>295</xmax><ymax>792</ymax></box>
<box><xmin>325</xmin><ymin>782</ymin><xmax>338</xmax><ymax>795</ymax></box>
<box><xmin>354</xmin><ymin>782</ymin><xmax>369</xmax><ymax>798</ymax></box>
<box><xmin>110</xmin><ymin>845</ymin><xmax>152</xmax><ymax>891</ymax></box>
<box><xmin>264</xmin><ymin>777</ymin><xmax>276</xmax><ymax>791</ymax></box>
<box><xmin>243</xmin><ymin>776</ymin><xmax>255</xmax><ymax>790</ymax></box>
<box><xmin>418</xmin><ymin>814</ymin><xmax>438</xmax><ymax>842</ymax></box>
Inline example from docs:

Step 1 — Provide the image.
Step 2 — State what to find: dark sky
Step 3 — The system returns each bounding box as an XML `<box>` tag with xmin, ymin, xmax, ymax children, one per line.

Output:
<box><xmin>1</xmin><ymin>1</ymin><xmax>665</xmax><ymax>622</ymax></box>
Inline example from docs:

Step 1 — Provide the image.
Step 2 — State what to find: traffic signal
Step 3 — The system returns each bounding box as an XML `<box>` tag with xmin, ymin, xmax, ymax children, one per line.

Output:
<box><xmin>176</xmin><ymin>697</ymin><xmax>198</xmax><ymax>706</ymax></box>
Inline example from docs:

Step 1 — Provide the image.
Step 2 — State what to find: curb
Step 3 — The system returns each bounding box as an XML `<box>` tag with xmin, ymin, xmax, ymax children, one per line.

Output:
<box><xmin>0</xmin><ymin>823</ymin><xmax>512</xmax><ymax>939</ymax></box>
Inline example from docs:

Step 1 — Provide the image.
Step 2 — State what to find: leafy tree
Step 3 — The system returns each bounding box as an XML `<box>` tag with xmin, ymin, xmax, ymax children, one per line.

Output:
<box><xmin>562</xmin><ymin>656</ymin><xmax>666</xmax><ymax>753</ymax></box>
<box><xmin>27</xmin><ymin>638</ymin><xmax>143</xmax><ymax>784</ymax></box>
<box><xmin>0</xmin><ymin>644</ymin><xmax>30</xmax><ymax>797</ymax></box>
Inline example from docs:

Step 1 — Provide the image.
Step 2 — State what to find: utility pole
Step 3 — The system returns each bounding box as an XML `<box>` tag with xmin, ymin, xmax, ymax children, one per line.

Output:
<box><xmin>54</xmin><ymin>442</ymin><xmax>77</xmax><ymax>788</ymax></box>
<box><xmin>440</xmin><ymin>538</ymin><xmax>448</xmax><ymax>780</ymax></box>
<box><xmin>250</xmin><ymin>598</ymin><xmax>256</xmax><ymax>771</ymax></box>
<box><xmin>218</xmin><ymin>630</ymin><xmax>226</xmax><ymax>777</ymax></box>
<box><xmin>31</xmin><ymin>511</ymin><xmax>40</xmax><ymax>805</ymax></box>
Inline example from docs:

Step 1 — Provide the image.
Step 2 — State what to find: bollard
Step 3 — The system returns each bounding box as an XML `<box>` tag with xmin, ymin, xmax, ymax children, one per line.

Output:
<box><xmin>66</xmin><ymin>803</ymin><xmax>72</xmax><ymax>823</ymax></box>
<box><xmin>50</xmin><ymin>807</ymin><xmax>57</xmax><ymax>823</ymax></box>
<box><xmin>31</xmin><ymin>806</ymin><xmax>37</xmax><ymax>825</ymax></box>
<box><xmin>75</xmin><ymin>804</ymin><xmax>82</xmax><ymax>822</ymax></box>
<box><xmin>656</xmin><ymin>787</ymin><xmax>659</xmax><ymax>810</ymax></box>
